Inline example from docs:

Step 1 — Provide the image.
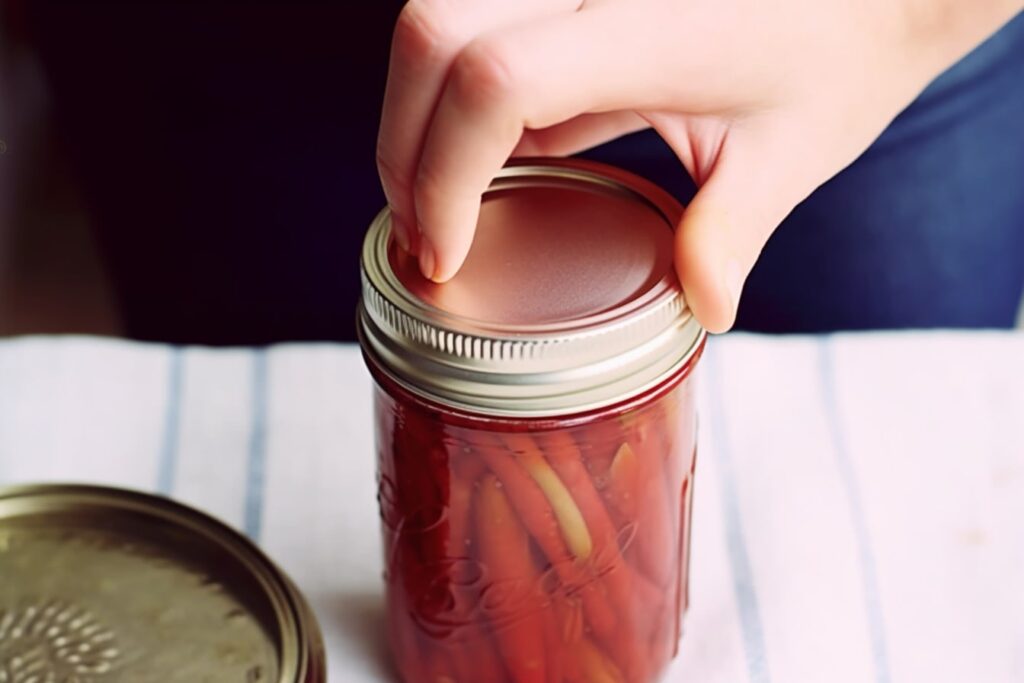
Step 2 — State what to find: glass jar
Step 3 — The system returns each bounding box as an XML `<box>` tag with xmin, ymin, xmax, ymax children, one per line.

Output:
<box><xmin>359</xmin><ymin>159</ymin><xmax>705</xmax><ymax>683</ymax></box>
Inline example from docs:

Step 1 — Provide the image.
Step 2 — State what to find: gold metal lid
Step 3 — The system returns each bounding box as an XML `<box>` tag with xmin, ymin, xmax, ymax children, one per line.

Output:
<box><xmin>0</xmin><ymin>484</ymin><xmax>325</xmax><ymax>683</ymax></box>
<box><xmin>359</xmin><ymin>158</ymin><xmax>705</xmax><ymax>417</ymax></box>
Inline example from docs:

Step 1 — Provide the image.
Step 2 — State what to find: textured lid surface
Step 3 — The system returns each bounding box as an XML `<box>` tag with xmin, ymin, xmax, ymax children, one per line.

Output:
<box><xmin>0</xmin><ymin>485</ymin><xmax>325</xmax><ymax>683</ymax></box>
<box><xmin>359</xmin><ymin>159</ymin><xmax>705</xmax><ymax>417</ymax></box>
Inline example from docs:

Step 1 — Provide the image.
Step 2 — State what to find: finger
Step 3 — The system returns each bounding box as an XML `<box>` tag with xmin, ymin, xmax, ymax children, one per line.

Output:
<box><xmin>377</xmin><ymin>0</ymin><xmax>581</xmax><ymax>251</ymax></box>
<box><xmin>513</xmin><ymin>111</ymin><xmax>649</xmax><ymax>157</ymax></box>
<box><xmin>667</xmin><ymin>125</ymin><xmax>819</xmax><ymax>333</ymax></box>
<box><xmin>415</xmin><ymin>6</ymin><xmax>676</xmax><ymax>281</ymax></box>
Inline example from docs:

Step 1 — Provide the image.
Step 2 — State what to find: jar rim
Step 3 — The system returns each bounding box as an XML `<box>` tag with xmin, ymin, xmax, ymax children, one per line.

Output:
<box><xmin>362</xmin><ymin>335</ymin><xmax>706</xmax><ymax>429</ymax></box>
<box><xmin>358</xmin><ymin>158</ymin><xmax>706</xmax><ymax>417</ymax></box>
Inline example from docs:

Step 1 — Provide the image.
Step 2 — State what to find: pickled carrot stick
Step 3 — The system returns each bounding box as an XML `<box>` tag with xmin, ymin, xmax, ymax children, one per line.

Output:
<box><xmin>540</xmin><ymin>436</ymin><xmax>660</xmax><ymax>609</ymax></box>
<box><xmin>624</xmin><ymin>422</ymin><xmax>675</xmax><ymax>588</ymax></box>
<box><xmin>475</xmin><ymin>442</ymin><xmax>619</xmax><ymax>644</ymax></box>
<box><xmin>579</xmin><ymin>420</ymin><xmax>625</xmax><ymax>484</ymax></box>
<box><xmin>538</xmin><ymin>432</ymin><xmax>638</xmax><ymax>610</ymax></box>
<box><xmin>575</xmin><ymin>636</ymin><xmax>626</xmax><ymax>683</ymax></box>
<box><xmin>500</xmin><ymin>433</ymin><xmax>593</xmax><ymax>560</ymax></box>
<box><xmin>551</xmin><ymin>598</ymin><xmax>584</xmax><ymax>683</ymax></box>
<box><xmin>446</xmin><ymin>620</ymin><xmax>507</xmax><ymax>683</ymax></box>
<box><xmin>447</xmin><ymin>449</ymin><xmax>485</xmax><ymax>559</ymax></box>
<box><xmin>441</xmin><ymin>458</ymin><xmax>508</xmax><ymax>682</ymax></box>
<box><xmin>448</xmin><ymin>452</ymin><xmax>512</xmax><ymax>683</ymax></box>
<box><xmin>477</xmin><ymin>629</ymin><xmax>510</xmax><ymax>683</ymax></box>
<box><xmin>605</xmin><ymin>442</ymin><xmax>640</xmax><ymax>521</ymax></box>
<box><xmin>543</xmin><ymin>612</ymin><xmax>564</xmax><ymax>683</ymax></box>
<box><xmin>552</xmin><ymin>596</ymin><xmax>584</xmax><ymax>646</ymax></box>
<box><xmin>420</xmin><ymin>645</ymin><xmax>458</xmax><ymax>683</ymax></box>
<box><xmin>556</xmin><ymin>603</ymin><xmax>642</xmax><ymax>683</ymax></box>
<box><xmin>475</xmin><ymin>441</ymin><xmax>570</xmax><ymax>564</ymax></box>
<box><xmin>539</xmin><ymin>431</ymin><xmax>665</xmax><ymax>683</ymax></box>
<box><xmin>475</xmin><ymin>474</ymin><xmax>548</xmax><ymax>683</ymax></box>
<box><xmin>448</xmin><ymin>477</ymin><xmax>474</xmax><ymax>559</ymax></box>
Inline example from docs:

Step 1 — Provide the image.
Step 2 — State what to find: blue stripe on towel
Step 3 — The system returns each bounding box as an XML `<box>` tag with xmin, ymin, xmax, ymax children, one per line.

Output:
<box><xmin>156</xmin><ymin>347</ymin><xmax>184</xmax><ymax>495</ymax></box>
<box><xmin>705</xmin><ymin>346</ymin><xmax>772</xmax><ymax>683</ymax></box>
<box><xmin>819</xmin><ymin>338</ymin><xmax>891</xmax><ymax>683</ymax></box>
<box><xmin>245</xmin><ymin>349</ymin><xmax>269</xmax><ymax>542</ymax></box>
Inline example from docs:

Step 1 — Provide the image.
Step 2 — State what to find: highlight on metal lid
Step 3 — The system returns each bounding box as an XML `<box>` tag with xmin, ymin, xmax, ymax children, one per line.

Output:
<box><xmin>359</xmin><ymin>158</ymin><xmax>705</xmax><ymax>417</ymax></box>
<box><xmin>0</xmin><ymin>484</ymin><xmax>325</xmax><ymax>683</ymax></box>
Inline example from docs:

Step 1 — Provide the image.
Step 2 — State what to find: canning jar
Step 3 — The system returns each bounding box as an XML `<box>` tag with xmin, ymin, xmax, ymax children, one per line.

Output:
<box><xmin>359</xmin><ymin>159</ymin><xmax>705</xmax><ymax>683</ymax></box>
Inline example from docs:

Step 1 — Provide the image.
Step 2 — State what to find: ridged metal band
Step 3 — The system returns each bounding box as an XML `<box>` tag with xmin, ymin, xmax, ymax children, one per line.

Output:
<box><xmin>358</xmin><ymin>162</ymin><xmax>706</xmax><ymax>417</ymax></box>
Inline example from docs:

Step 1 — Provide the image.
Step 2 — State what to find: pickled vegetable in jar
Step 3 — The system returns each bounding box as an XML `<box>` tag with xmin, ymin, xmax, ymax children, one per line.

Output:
<box><xmin>359</xmin><ymin>159</ymin><xmax>705</xmax><ymax>683</ymax></box>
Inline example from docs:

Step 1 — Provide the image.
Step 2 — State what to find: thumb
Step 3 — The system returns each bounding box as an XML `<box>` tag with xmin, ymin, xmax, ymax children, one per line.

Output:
<box><xmin>674</xmin><ymin>141</ymin><xmax>809</xmax><ymax>334</ymax></box>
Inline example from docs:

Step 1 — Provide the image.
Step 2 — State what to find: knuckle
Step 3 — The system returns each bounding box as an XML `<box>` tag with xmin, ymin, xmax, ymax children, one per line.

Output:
<box><xmin>517</xmin><ymin>133</ymin><xmax>555</xmax><ymax>157</ymax></box>
<box><xmin>392</xmin><ymin>1</ymin><xmax>456</xmax><ymax>66</ymax></box>
<box><xmin>376</xmin><ymin>147</ymin><xmax>406</xmax><ymax>189</ymax></box>
<box><xmin>448</xmin><ymin>38</ymin><xmax>519</xmax><ymax>111</ymax></box>
<box><xmin>413</xmin><ymin>161</ymin><xmax>446</xmax><ymax>210</ymax></box>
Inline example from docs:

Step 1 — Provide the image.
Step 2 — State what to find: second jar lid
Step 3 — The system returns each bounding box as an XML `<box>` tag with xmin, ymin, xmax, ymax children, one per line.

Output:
<box><xmin>359</xmin><ymin>158</ymin><xmax>705</xmax><ymax>417</ymax></box>
<box><xmin>0</xmin><ymin>484</ymin><xmax>325</xmax><ymax>683</ymax></box>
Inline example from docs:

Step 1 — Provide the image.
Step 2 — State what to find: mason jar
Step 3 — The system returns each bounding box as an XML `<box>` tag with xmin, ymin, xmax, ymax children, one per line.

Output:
<box><xmin>359</xmin><ymin>159</ymin><xmax>705</xmax><ymax>683</ymax></box>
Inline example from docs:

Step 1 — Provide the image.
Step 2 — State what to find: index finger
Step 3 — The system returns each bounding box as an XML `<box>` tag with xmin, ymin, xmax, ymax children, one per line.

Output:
<box><xmin>413</xmin><ymin>6</ymin><xmax>665</xmax><ymax>281</ymax></box>
<box><xmin>377</xmin><ymin>0</ymin><xmax>581</xmax><ymax>251</ymax></box>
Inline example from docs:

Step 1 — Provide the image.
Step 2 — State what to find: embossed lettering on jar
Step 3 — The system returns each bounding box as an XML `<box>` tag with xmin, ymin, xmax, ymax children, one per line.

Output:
<box><xmin>359</xmin><ymin>160</ymin><xmax>706</xmax><ymax>683</ymax></box>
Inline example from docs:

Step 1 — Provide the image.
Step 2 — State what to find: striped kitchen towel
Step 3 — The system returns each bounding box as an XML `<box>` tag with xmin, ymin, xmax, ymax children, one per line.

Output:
<box><xmin>0</xmin><ymin>333</ymin><xmax>1022</xmax><ymax>682</ymax></box>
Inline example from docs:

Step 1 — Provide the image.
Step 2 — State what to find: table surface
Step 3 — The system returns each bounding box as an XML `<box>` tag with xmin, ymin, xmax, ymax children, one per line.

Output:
<box><xmin>1</xmin><ymin>332</ymin><xmax>1022</xmax><ymax>683</ymax></box>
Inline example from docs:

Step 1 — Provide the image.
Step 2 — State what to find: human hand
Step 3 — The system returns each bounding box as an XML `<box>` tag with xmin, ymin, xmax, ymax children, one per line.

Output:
<box><xmin>377</xmin><ymin>0</ymin><xmax>1022</xmax><ymax>332</ymax></box>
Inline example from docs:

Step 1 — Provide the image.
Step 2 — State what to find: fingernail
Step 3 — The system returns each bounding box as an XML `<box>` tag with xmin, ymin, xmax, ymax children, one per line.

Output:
<box><xmin>391</xmin><ymin>216</ymin><xmax>410</xmax><ymax>252</ymax></box>
<box><xmin>724</xmin><ymin>258</ymin><xmax>744</xmax><ymax>315</ymax></box>
<box><xmin>418</xmin><ymin>237</ymin><xmax>436</xmax><ymax>280</ymax></box>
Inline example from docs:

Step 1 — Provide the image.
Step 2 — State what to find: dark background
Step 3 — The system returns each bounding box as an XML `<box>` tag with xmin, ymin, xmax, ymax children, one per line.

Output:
<box><xmin>4</xmin><ymin>3</ymin><xmax>405</xmax><ymax>343</ymax></box>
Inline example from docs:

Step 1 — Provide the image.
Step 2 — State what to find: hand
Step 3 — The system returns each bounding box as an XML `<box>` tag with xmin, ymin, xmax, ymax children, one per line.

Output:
<box><xmin>377</xmin><ymin>0</ymin><xmax>1022</xmax><ymax>332</ymax></box>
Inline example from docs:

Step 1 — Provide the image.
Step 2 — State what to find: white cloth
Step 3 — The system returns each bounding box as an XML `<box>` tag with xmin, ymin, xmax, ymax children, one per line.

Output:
<box><xmin>0</xmin><ymin>333</ymin><xmax>1022</xmax><ymax>683</ymax></box>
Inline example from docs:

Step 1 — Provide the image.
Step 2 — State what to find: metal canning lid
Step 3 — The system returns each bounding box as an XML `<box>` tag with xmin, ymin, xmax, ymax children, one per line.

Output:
<box><xmin>359</xmin><ymin>158</ymin><xmax>706</xmax><ymax>417</ymax></box>
<box><xmin>0</xmin><ymin>484</ymin><xmax>325</xmax><ymax>683</ymax></box>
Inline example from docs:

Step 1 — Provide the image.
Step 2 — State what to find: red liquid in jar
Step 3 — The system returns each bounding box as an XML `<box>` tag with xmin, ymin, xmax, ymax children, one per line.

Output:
<box><xmin>371</xmin><ymin>350</ymin><xmax>700</xmax><ymax>683</ymax></box>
